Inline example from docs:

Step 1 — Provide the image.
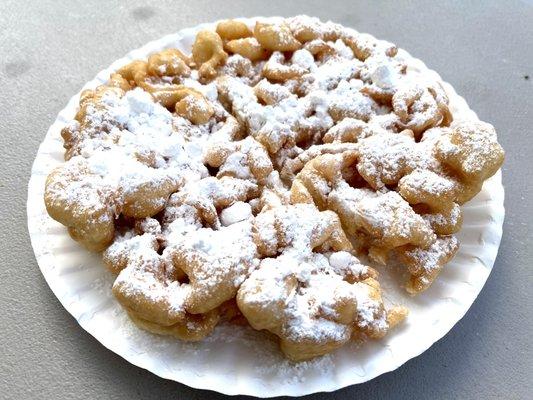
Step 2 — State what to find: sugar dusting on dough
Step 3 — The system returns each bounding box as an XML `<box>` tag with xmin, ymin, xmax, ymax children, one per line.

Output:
<box><xmin>43</xmin><ymin>15</ymin><xmax>504</xmax><ymax>372</ymax></box>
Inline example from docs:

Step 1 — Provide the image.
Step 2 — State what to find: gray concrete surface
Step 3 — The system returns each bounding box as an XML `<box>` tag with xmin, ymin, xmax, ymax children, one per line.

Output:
<box><xmin>1</xmin><ymin>0</ymin><xmax>532</xmax><ymax>399</ymax></box>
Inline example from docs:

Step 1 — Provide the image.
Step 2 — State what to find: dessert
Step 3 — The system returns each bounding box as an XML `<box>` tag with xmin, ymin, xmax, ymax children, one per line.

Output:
<box><xmin>43</xmin><ymin>16</ymin><xmax>504</xmax><ymax>360</ymax></box>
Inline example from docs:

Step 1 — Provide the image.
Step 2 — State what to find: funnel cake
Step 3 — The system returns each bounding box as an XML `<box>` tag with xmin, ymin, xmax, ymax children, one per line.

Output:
<box><xmin>44</xmin><ymin>16</ymin><xmax>504</xmax><ymax>360</ymax></box>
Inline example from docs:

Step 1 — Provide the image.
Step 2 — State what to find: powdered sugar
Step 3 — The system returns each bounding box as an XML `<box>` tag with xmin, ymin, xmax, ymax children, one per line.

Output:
<box><xmin>403</xmin><ymin>235</ymin><xmax>459</xmax><ymax>274</ymax></box>
<box><xmin>220</xmin><ymin>201</ymin><xmax>252</xmax><ymax>226</ymax></box>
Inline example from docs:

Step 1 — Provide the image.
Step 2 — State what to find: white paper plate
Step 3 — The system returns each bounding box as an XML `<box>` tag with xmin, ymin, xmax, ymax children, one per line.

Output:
<box><xmin>27</xmin><ymin>17</ymin><xmax>505</xmax><ymax>397</ymax></box>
